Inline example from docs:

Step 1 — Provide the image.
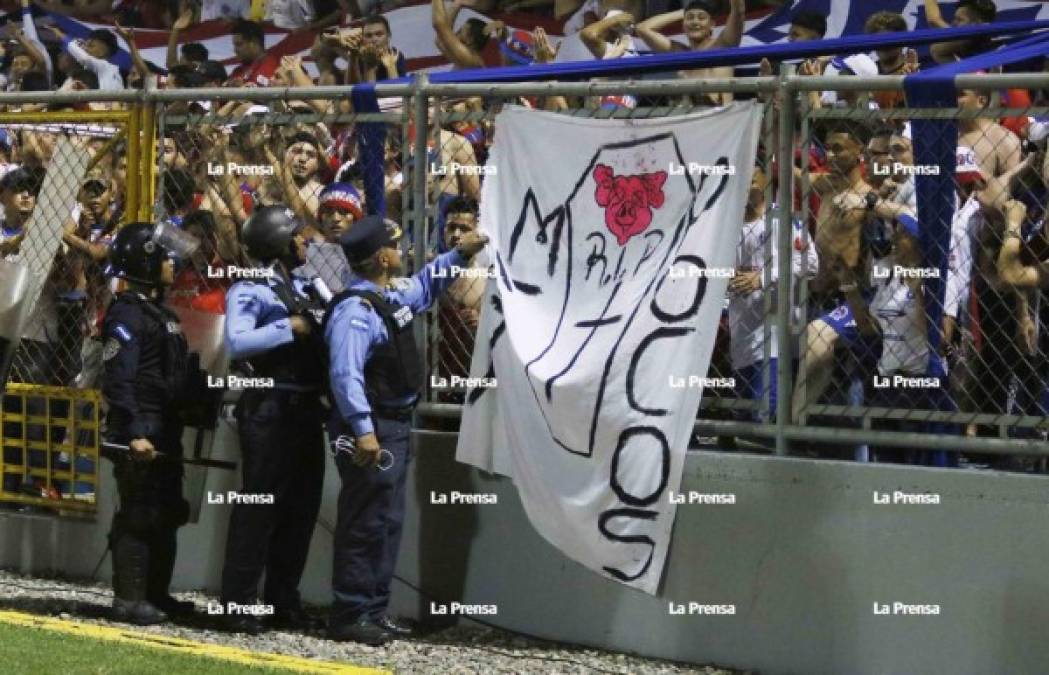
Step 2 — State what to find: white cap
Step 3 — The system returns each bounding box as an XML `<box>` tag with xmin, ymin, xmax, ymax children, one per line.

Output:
<box><xmin>826</xmin><ymin>53</ymin><xmax>879</xmax><ymax>78</ymax></box>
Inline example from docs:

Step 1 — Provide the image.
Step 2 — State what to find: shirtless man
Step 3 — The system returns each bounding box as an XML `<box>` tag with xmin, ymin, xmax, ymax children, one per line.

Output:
<box><xmin>264</xmin><ymin>132</ymin><xmax>327</xmax><ymax>223</ymax></box>
<box><xmin>792</xmin><ymin>122</ymin><xmax>875</xmax><ymax>420</ymax></box>
<box><xmin>437</xmin><ymin>197</ymin><xmax>488</xmax><ymax>397</ymax></box>
<box><xmin>412</xmin><ymin>103</ymin><xmax>482</xmax><ymax>203</ymax></box>
<box><xmin>636</xmin><ymin>0</ymin><xmax>744</xmax><ymax>105</ymax></box>
<box><xmin>811</xmin><ymin>125</ymin><xmax>875</xmax><ymax>288</ymax></box>
<box><xmin>432</xmin><ymin>0</ymin><xmax>489</xmax><ymax>70</ymax></box>
<box><xmin>957</xmin><ymin>88</ymin><xmax>1021</xmax><ymax>203</ymax></box>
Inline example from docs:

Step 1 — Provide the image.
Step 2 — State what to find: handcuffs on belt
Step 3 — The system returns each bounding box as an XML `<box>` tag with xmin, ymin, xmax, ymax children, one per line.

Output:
<box><xmin>331</xmin><ymin>434</ymin><xmax>395</xmax><ymax>471</ymax></box>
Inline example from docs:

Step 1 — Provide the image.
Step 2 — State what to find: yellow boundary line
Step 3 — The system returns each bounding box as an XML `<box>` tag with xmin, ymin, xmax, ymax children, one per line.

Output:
<box><xmin>0</xmin><ymin>610</ymin><xmax>388</xmax><ymax>674</ymax></box>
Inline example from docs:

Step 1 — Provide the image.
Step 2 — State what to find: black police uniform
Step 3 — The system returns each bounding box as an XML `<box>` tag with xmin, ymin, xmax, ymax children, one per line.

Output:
<box><xmin>102</xmin><ymin>290</ymin><xmax>192</xmax><ymax>620</ymax></box>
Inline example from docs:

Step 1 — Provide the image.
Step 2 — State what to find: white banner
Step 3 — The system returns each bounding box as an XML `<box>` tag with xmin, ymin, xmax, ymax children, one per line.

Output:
<box><xmin>457</xmin><ymin>103</ymin><xmax>762</xmax><ymax>593</ymax></box>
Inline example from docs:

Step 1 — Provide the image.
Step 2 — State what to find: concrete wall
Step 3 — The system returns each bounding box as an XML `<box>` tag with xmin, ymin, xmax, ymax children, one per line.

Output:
<box><xmin>3</xmin><ymin>424</ymin><xmax>1049</xmax><ymax>674</ymax></box>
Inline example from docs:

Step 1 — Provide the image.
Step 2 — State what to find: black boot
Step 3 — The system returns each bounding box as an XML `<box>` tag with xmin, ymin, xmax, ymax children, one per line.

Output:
<box><xmin>146</xmin><ymin>527</ymin><xmax>193</xmax><ymax>616</ymax></box>
<box><xmin>222</xmin><ymin>615</ymin><xmax>267</xmax><ymax>635</ymax></box>
<box><xmin>111</xmin><ymin>530</ymin><xmax>168</xmax><ymax>626</ymax></box>
<box><xmin>268</xmin><ymin>605</ymin><xmax>322</xmax><ymax>631</ymax></box>
<box><xmin>328</xmin><ymin>617</ymin><xmax>391</xmax><ymax>646</ymax></box>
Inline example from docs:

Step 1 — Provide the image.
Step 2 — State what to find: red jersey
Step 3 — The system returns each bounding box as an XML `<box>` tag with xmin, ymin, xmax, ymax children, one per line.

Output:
<box><xmin>228</xmin><ymin>54</ymin><xmax>281</xmax><ymax>87</ymax></box>
<box><xmin>169</xmin><ymin>266</ymin><xmax>228</xmax><ymax>314</ymax></box>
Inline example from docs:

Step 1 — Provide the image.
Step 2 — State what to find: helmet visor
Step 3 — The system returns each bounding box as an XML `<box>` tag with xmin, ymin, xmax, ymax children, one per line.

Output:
<box><xmin>153</xmin><ymin>220</ymin><xmax>200</xmax><ymax>259</ymax></box>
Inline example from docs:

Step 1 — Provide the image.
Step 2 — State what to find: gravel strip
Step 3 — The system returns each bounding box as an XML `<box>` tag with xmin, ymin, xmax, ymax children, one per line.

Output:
<box><xmin>0</xmin><ymin>570</ymin><xmax>745</xmax><ymax>674</ymax></box>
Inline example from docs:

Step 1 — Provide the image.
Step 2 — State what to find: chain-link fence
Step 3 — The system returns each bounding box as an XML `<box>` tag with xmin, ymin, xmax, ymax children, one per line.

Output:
<box><xmin>152</xmin><ymin>92</ymin><xmax>410</xmax><ymax>313</ymax></box>
<box><xmin>0</xmin><ymin>105</ymin><xmax>138</xmax><ymax>513</ymax></box>
<box><xmin>412</xmin><ymin>74</ymin><xmax>1049</xmax><ymax>467</ymax></box>
<box><xmin>419</xmin><ymin>84</ymin><xmax>779</xmax><ymax>427</ymax></box>
<box><xmin>786</xmin><ymin>79</ymin><xmax>1049</xmax><ymax>468</ymax></box>
<box><xmin>5</xmin><ymin>73</ymin><xmax>1049</xmax><ymax>504</ymax></box>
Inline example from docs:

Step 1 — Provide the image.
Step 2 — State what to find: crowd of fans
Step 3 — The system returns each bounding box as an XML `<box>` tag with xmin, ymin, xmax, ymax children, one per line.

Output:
<box><xmin>2</xmin><ymin>0</ymin><xmax>1049</xmax><ymax>475</ymax></box>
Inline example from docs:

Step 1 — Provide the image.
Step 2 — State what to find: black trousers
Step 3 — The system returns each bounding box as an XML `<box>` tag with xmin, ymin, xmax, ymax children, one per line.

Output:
<box><xmin>220</xmin><ymin>389</ymin><xmax>325</xmax><ymax>611</ymax></box>
<box><xmin>110</xmin><ymin>412</ymin><xmax>188</xmax><ymax>603</ymax></box>
<box><xmin>330</xmin><ymin>416</ymin><xmax>411</xmax><ymax>625</ymax></box>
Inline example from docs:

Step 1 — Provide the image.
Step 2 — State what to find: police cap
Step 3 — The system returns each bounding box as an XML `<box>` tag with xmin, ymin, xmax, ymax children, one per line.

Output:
<box><xmin>340</xmin><ymin>215</ymin><xmax>401</xmax><ymax>263</ymax></box>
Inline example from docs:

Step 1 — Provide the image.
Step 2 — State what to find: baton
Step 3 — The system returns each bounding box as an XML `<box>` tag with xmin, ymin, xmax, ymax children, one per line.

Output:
<box><xmin>101</xmin><ymin>442</ymin><xmax>238</xmax><ymax>471</ymax></box>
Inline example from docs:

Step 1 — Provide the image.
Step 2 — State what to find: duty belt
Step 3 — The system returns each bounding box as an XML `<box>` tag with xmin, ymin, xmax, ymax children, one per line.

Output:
<box><xmin>372</xmin><ymin>405</ymin><xmax>413</xmax><ymax>421</ymax></box>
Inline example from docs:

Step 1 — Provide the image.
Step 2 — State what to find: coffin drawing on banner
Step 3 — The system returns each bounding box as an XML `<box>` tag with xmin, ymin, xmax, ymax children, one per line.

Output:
<box><xmin>458</xmin><ymin>104</ymin><xmax>761</xmax><ymax>594</ymax></box>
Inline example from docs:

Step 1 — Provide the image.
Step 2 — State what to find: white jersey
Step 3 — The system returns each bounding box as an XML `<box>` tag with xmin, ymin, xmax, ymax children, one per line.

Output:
<box><xmin>871</xmin><ymin>272</ymin><xmax>928</xmax><ymax>376</ymax></box>
<box><xmin>728</xmin><ymin>208</ymin><xmax>819</xmax><ymax>370</ymax></box>
<box><xmin>266</xmin><ymin>0</ymin><xmax>316</xmax><ymax>29</ymax></box>
<box><xmin>66</xmin><ymin>39</ymin><xmax>124</xmax><ymax>90</ymax></box>
<box><xmin>944</xmin><ymin>194</ymin><xmax>984</xmax><ymax>320</ymax></box>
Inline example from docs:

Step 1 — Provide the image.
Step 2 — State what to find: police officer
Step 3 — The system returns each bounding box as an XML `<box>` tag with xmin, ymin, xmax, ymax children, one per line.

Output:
<box><xmin>219</xmin><ymin>205</ymin><xmax>327</xmax><ymax>634</ymax></box>
<box><xmin>323</xmin><ymin>215</ymin><xmax>487</xmax><ymax>645</ymax></box>
<box><xmin>102</xmin><ymin>222</ymin><xmax>199</xmax><ymax>625</ymax></box>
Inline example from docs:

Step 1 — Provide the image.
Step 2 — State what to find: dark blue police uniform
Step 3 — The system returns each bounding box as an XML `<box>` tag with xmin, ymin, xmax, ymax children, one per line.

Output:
<box><xmin>324</xmin><ymin>216</ymin><xmax>467</xmax><ymax>638</ymax></box>
<box><xmin>219</xmin><ymin>269</ymin><xmax>327</xmax><ymax>624</ymax></box>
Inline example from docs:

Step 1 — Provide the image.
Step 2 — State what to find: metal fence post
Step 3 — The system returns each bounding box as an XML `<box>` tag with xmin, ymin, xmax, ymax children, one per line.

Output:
<box><xmin>139</xmin><ymin>100</ymin><xmax>157</xmax><ymax>222</ymax></box>
<box><xmin>774</xmin><ymin>70</ymin><xmax>797</xmax><ymax>456</ymax></box>
<box><xmin>412</xmin><ymin>74</ymin><xmax>430</xmax><ymax>399</ymax></box>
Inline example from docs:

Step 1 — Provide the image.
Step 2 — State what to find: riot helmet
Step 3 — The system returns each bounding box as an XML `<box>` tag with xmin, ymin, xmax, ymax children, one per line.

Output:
<box><xmin>107</xmin><ymin>221</ymin><xmax>200</xmax><ymax>286</ymax></box>
<box><xmin>240</xmin><ymin>205</ymin><xmax>301</xmax><ymax>263</ymax></box>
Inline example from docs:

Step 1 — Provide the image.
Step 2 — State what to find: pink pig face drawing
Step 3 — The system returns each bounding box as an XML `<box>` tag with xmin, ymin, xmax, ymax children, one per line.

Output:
<box><xmin>593</xmin><ymin>164</ymin><xmax>668</xmax><ymax>246</ymax></box>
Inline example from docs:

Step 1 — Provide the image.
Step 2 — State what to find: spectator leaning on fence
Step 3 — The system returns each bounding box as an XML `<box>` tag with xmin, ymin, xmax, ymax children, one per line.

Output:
<box><xmin>635</xmin><ymin>0</ymin><xmax>744</xmax><ymax>105</ymax></box>
<box><xmin>837</xmin><ymin>202</ymin><xmax>931</xmax><ymax>463</ymax></box>
<box><xmin>316</xmin><ymin>182</ymin><xmax>364</xmax><ymax>241</ymax></box>
<box><xmin>0</xmin><ymin>167</ymin><xmax>37</xmax><ymax>258</ymax></box>
<box><xmin>263</xmin><ymin>131</ymin><xmax>328</xmax><ymax>224</ymax></box>
<box><xmin>728</xmin><ymin>161</ymin><xmax>818</xmax><ymax>423</ymax></box>
<box><xmin>792</xmin><ymin>121</ymin><xmax>876</xmax><ymax>426</ymax></box>
<box><xmin>436</xmin><ymin>196</ymin><xmax>486</xmax><ymax>395</ymax></box>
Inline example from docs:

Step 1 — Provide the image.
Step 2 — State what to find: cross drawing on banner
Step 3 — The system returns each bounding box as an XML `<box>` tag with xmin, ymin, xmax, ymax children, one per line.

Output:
<box><xmin>458</xmin><ymin>104</ymin><xmax>761</xmax><ymax>593</ymax></box>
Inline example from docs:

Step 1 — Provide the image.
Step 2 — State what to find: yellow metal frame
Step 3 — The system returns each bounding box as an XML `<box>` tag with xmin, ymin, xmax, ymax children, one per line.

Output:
<box><xmin>0</xmin><ymin>384</ymin><xmax>101</xmax><ymax>516</ymax></box>
<box><xmin>0</xmin><ymin>103</ymin><xmax>160</xmax><ymax>516</ymax></box>
<box><xmin>138</xmin><ymin>103</ymin><xmax>157</xmax><ymax>221</ymax></box>
<box><xmin>126</xmin><ymin>105</ymin><xmax>141</xmax><ymax>222</ymax></box>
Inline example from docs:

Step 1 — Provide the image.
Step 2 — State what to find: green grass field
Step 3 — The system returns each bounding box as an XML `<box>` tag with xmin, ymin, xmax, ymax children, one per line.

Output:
<box><xmin>0</xmin><ymin>622</ymin><xmax>298</xmax><ymax>674</ymax></box>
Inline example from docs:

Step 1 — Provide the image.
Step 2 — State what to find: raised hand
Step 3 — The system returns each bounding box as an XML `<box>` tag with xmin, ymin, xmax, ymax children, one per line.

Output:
<box><xmin>533</xmin><ymin>27</ymin><xmax>558</xmax><ymax>63</ymax></box>
<box><xmin>114</xmin><ymin>21</ymin><xmax>134</xmax><ymax>43</ymax></box>
<box><xmin>901</xmin><ymin>48</ymin><xmax>920</xmax><ymax>74</ymax></box>
<box><xmin>173</xmin><ymin>3</ymin><xmax>194</xmax><ymax>32</ymax></box>
<box><xmin>610</xmin><ymin>11</ymin><xmax>634</xmax><ymax>28</ymax></box>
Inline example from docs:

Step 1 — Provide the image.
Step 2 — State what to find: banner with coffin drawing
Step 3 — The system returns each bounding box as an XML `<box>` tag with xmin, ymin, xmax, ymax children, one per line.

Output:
<box><xmin>456</xmin><ymin>103</ymin><xmax>762</xmax><ymax>594</ymax></box>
